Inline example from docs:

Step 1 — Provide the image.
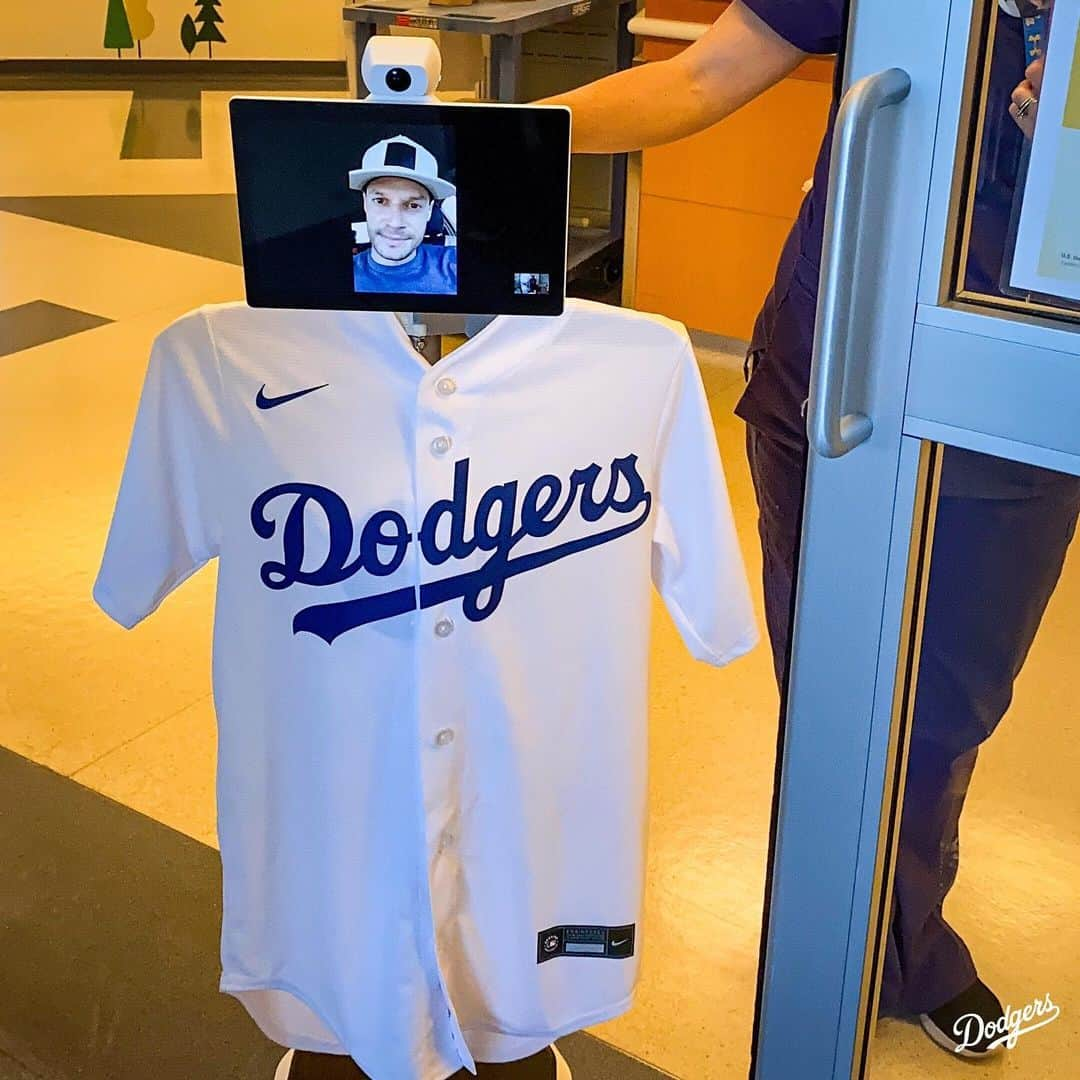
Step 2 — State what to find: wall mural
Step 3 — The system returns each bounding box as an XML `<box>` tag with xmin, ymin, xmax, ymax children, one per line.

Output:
<box><xmin>103</xmin><ymin>0</ymin><xmax>227</xmax><ymax>59</ymax></box>
<box><xmin>182</xmin><ymin>1</ymin><xmax>227</xmax><ymax>59</ymax></box>
<box><xmin>103</xmin><ymin>0</ymin><xmax>143</xmax><ymax>57</ymax></box>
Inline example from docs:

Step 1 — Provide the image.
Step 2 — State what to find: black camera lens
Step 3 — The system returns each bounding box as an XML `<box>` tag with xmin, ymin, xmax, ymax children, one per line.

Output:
<box><xmin>385</xmin><ymin>67</ymin><xmax>412</xmax><ymax>93</ymax></box>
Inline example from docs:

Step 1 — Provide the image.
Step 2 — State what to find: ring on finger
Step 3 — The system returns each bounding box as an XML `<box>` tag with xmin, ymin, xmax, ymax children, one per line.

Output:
<box><xmin>1016</xmin><ymin>94</ymin><xmax>1038</xmax><ymax>118</ymax></box>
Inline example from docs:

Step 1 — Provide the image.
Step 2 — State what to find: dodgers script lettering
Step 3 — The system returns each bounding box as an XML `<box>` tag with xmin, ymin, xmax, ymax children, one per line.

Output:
<box><xmin>250</xmin><ymin>454</ymin><xmax>652</xmax><ymax>643</ymax></box>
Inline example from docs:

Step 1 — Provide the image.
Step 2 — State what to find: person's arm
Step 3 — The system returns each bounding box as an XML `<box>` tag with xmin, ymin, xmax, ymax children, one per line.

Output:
<box><xmin>541</xmin><ymin>0</ymin><xmax>808</xmax><ymax>154</ymax></box>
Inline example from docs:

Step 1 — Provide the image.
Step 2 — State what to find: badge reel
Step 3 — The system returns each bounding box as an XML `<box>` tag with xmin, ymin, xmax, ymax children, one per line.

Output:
<box><xmin>1016</xmin><ymin>0</ymin><xmax>1049</xmax><ymax>67</ymax></box>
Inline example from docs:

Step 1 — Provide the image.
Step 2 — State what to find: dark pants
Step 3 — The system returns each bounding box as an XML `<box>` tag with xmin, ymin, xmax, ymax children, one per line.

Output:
<box><xmin>745</xmin><ymin>423</ymin><xmax>1080</xmax><ymax>1015</ymax></box>
<box><xmin>287</xmin><ymin>1047</ymin><xmax>556</xmax><ymax>1080</ymax></box>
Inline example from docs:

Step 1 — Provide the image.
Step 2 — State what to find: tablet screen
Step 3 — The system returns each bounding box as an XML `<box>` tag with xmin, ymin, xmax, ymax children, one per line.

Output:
<box><xmin>230</xmin><ymin>98</ymin><xmax>570</xmax><ymax>315</ymax></box>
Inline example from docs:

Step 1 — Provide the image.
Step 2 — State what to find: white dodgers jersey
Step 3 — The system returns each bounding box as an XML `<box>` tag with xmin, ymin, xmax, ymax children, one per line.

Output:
<box><xmin>94</xmin><ymin>299</ymin><xmax>757</xmax><ymax>1080</ymax></box>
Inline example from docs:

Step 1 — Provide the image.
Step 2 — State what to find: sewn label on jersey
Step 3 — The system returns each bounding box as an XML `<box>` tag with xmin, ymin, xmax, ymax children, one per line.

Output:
<box><xmin>537</xmin><ymin>924</ymin><xmax>636</xmax><ymax>963</ymax></box>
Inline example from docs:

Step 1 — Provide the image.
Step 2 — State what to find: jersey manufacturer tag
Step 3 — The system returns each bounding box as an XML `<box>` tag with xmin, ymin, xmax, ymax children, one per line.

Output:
<box><xmin>537</xmin><ymin>924</ymin><xmax>635</xmax><ymax>963</ymax></box>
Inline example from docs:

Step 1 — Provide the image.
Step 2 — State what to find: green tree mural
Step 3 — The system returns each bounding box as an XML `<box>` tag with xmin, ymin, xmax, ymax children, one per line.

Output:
<box><xmin>193</xmin><ymin>0</ymin><xmax>226</xmax><ymax>59</ymax></box>
<box><xmin>103</xmin><ymin>0</ymin><xmax>134</xmax><ymax>58</ymax></box>
<box><xmin>125</xmin><ymin>0</ymin><xmax>156</xmax><ymax>59</ymax></box>
<box><xmin>180</xmin><ymin>14</ymin><xmax>197</xmax><ymax>56</ymax></box>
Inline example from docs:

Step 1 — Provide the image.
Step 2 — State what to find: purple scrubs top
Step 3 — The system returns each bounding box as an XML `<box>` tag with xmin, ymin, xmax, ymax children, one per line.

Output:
<box><xmin>734</xmin><ymin>1</ymin><xmax>1030</xmax><ymax>454</ymax></box>
<box><xmin>735</xmin><ymin>0</ymin><xmax>847</xmax><ymax>448</ymax></box>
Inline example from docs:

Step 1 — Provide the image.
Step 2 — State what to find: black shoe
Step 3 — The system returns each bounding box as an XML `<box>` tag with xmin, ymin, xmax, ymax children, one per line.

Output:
<box><xmin>919</xmin><ymin>979</ymin><xmax>1007</xmax><ymax>1058</ymax></box>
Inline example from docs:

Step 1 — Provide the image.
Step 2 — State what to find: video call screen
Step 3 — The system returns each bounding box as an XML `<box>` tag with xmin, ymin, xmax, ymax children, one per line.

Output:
<box><xmin>230</xmin><ymin>98</ymin><xmax>570</xmax><ymax>316</ymax></box>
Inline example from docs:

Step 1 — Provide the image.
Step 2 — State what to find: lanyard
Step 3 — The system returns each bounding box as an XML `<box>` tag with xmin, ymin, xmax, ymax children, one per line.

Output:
<box><xmin>1023</xmin><ymin>11</ymin><xmax>1049</xmax><ymax>65</ymax></box>
<box><xmin>1004</xmin><ymin>0</ymin><xmax>1051</xmax><ymax>65</ymax></box>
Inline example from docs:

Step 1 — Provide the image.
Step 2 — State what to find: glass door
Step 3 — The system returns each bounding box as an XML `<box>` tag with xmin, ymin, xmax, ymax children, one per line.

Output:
<box><xmin>753</xmin><ymin>1</ymin><xmax>1080</xmax><ymax>1077</ymax></box>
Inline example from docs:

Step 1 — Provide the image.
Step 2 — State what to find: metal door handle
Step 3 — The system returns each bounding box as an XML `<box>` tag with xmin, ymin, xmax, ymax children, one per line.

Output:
<box><xmin>809</xmin><ymin>67</ymin><xmax>911</xmax><ymax>458</ymax></box>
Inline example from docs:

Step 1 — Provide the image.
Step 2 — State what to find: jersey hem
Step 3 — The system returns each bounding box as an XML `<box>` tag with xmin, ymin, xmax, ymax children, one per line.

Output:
<box><xmin>219</xmin><ymin>975</ymin><xmax>352</xmax><ymax>1057</ymax></box>
<box><xmin>459</xmin><ymin>992</ymin><xmax>635</xmax><ymax>1063</ymax></box>
<box><xmin>221</xmin><ymin>975</ymin><xmax>634</xmax><ymax>1074</ymax></box>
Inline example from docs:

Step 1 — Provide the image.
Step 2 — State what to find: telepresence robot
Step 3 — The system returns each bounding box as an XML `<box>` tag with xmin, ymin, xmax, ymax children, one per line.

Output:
<box><xmin>360</xmin><ymin>36</ymin><xmax>484</xmax><ymax>364</ymax></box>
<box><xmin>230</xmin><ymin>40</ymin><xmax>570</xmax><ymax>349</ymax></box>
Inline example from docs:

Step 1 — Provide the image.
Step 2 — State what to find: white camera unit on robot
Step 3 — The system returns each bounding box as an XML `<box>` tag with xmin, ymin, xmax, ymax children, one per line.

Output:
<box><xmin>361</xmin><ymin>38</ymin><xmax>442</xmax><ymax>103</ymax></box>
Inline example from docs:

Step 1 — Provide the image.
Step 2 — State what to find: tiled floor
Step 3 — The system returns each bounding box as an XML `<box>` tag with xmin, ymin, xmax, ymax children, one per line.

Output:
<box><xmin>1</xmin><ymin>82</ymin><xmax>1077</xmax><ymax>1080</ymax></box>
<box><xmin>0</xmin><ymin>300</ymin><xmax>112</xmax><ymax>357</ymax></box>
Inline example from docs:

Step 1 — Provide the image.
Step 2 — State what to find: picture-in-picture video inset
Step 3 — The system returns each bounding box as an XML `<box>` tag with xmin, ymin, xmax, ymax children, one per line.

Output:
<box><xmin>514</xmin><ymin>272</ymin><xmax>551</xmax><ymax>295</ymax></box>
<box><xmin>230</xmin><ymin>98</ymin><xmax>570</xmax><ymax>316</ymax></box>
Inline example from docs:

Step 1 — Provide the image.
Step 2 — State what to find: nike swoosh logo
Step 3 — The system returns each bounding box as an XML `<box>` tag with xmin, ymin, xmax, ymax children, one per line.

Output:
<box><xmin>611</xmin><ymin>939</ymin><xmax>629</xmax><ymax>948</ymax></box>
<box><xmin>256</xmin><ymin>383</ymin><xmax>329</xmax><ymax>410</ymax></box>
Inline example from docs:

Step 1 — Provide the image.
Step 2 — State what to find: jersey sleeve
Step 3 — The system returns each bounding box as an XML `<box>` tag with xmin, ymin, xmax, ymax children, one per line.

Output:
<box><xmin>740</xmin><ymin>0</ymin><xmax>846</xmax><ymax>56</ymax></box>
<box><xmin>93</xmin><ymin>312</ymin><xmax>225</xmax><ymax>629</ymax></box>
<box><xmin>651</xmin><ymin>341</ymin><xmax>759</xmax><ymax>666</ymax></box>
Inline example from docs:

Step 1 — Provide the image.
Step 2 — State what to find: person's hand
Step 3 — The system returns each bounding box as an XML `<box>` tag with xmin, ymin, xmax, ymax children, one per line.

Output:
<box><xmin>1009</xmin><ymin>57</ymin><xmax>1045</xmax><ymax>139</ymax></box>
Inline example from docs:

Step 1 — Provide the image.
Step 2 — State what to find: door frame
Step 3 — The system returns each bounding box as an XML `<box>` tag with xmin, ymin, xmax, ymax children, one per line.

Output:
<box><xmin>751</xmin><ymin>1</ymin><xmax>1080</xmax><ymax>1077</ymax></box>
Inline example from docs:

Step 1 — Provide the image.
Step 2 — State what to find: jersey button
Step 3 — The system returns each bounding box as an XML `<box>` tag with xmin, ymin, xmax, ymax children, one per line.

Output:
<box><xmin>436</xmin><ymin>377</ymin><xmax>457</xmax><ymax>397</ymax></box>
<box><xmin>435</xmin><ymin>728</ymin><xmax>456</xmax><ymax>747</ymax></box>
<box><xmin>431</xmin><ymin>435</ymin><xmax>452</xmax><ymax>456</ymax></box>
<box><xmin>434</xmin><ymin>617</ymin><xmax>455</xmax><ymax>638</ymax></box>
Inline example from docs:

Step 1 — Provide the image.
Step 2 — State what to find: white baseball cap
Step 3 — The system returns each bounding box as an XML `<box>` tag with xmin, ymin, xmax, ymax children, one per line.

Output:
<box><xmin>349</xmin><ymin>136</ymin><xmax>456</xmax><ymax>201</ymax></box>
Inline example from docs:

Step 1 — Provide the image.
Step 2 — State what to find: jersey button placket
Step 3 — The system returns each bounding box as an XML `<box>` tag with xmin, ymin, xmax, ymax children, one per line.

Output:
<box><xmin>416</xmin><ymin>377</ymin><xmax>468</xmax><ymax>1058</ymax></box>
<box><xmin>428</xmin><ymin>608</ymin><xmax>458</xmax><ymax>858</ymax></box>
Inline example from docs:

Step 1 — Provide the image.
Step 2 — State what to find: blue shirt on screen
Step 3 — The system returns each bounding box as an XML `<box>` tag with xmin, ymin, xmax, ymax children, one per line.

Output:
<box><xmin>353</xmin><ymin>244</ymin><xmax>458</xmax><ymax>295</ymax></box>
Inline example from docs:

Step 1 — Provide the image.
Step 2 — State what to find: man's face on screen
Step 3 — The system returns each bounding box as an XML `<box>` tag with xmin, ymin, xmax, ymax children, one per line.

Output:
<box><xmin>364</xmin><ymin>178</ymin><xmax>435</xmax><ymax>264</ymax></box>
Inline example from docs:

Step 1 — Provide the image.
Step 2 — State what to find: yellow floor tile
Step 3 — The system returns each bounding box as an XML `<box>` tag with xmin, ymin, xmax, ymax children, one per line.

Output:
<box><xmin>0</xmin><ymin>314</ymin><xmax>221</xmax><ymax>774</ymax></box>
<box><xmin>589</xmin><ymin>374</ymin><xmax>776</xmax><ymax>1079</ymax></box>
<box><xmin>72</xmin><ymin>694</ymin><xmax>219</xmax><ymax>850</ymax></box>
<box><xmin>869</xmin><ymin>538</ymin><xmax>1080</xmax><ymax>1076</ymax></box>
<box><xmin>0</xmin><ymin>212</ymin><xmax>243</xmax><ymax>319</ymax></box>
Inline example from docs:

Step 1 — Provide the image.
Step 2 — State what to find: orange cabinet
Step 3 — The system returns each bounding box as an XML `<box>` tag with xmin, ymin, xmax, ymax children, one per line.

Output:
<box><xmin>633</xmin><ymin>1</ymin><xmax>833</xmax><ymax>338</ymax></box>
